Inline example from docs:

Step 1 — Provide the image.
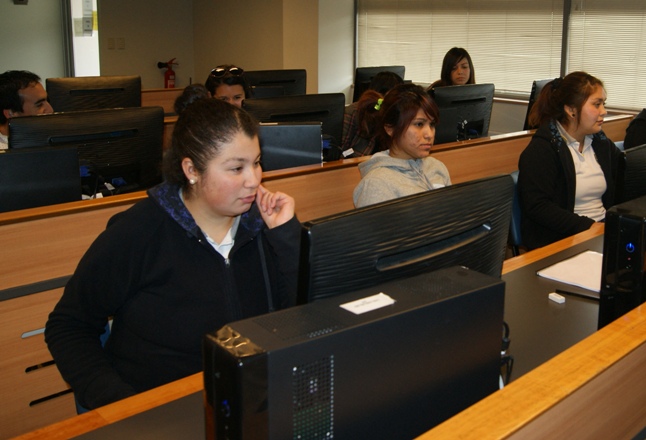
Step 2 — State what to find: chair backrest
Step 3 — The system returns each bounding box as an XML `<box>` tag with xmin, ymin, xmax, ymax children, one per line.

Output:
<box><xmin>509</xmin><ymin>170</ymin><xmax>523</xmax><ymax>255</ymax></box>
<box><xmin>522</xmin><ymin>79</ymin><xmax>551</xmax><ymax>131</ymax></box>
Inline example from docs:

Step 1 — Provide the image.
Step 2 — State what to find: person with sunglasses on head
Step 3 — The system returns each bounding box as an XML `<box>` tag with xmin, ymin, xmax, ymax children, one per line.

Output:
<box><xmin>205</xmin><ymin>64</ymin><xmax>253</xmax><ymax>108</ymax></box>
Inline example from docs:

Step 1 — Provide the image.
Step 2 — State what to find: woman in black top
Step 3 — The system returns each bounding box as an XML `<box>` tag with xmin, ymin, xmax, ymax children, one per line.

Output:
<box><xmin>518</xmin><ymin>71</ymin><xmax>622</xmax><ymax>249</ymax></box>
<box><xmin>45</xmin><ymin>97</ymin><xmax>301</xmax><ymax>410</ymax></box>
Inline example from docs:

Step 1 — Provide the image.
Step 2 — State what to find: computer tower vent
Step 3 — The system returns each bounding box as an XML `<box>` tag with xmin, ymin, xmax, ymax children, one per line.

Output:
<box><xmin>292</xmin><ymin>356</ymin><xmax>334</xmax><ymax>440</ymax></box>
<box><xmin>253</xmin><ymin>309</ymin><xmax>344</xmax><ymax>341</ymax></box>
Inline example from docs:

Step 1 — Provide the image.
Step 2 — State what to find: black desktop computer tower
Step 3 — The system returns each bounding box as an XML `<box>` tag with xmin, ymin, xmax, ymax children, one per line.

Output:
<box><xmin>599</xmin><ymin>195</ymin><xmax>646</xmax><ymax>329</ymax></box>
<box><xmin>203</xmin><ymin>266</ymin><xmax>505</xmax><ymax>440</ymax></box>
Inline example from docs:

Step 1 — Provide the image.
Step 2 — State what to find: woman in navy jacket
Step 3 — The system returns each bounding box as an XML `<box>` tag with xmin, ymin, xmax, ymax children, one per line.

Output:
<box><xmin>45</xmin><ymin>97</ymin><xmax>301</xmax><ymax>410</ymax></box>
<box><xmin>518</xmin><ymin>71</ymin><xmax>622</xmax><ymax>250</ymax></box>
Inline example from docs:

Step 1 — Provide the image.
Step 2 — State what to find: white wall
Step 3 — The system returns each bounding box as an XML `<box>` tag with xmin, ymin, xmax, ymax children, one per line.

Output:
<box><xmin>0</xmin><ymin>0</ymin><xmax>66</xmax><ymax>80</ymax></box>
<box><xmin>283</xmin><ymin>0</ymin><xmax>319</xmax><ymax>93</ymax></box>
<box><xmin>97</xmin><ymin>0</ymin><xmax>195</xmax><ymax>89</ymax></box>
<box><xmin>0</xmin><ymin>0</ymin><xmax>357</xmax><ymax>100</ymax></box>
<box><xmin>193</xmin><ymin>0</ymin><xmax>320</xmax><ymax>93</ymax></box>
<box><xmin>193</xmin><ymin>0</ymin><xmax>285</xmax><ymax>87</ymax></box>
<box><xmin>318</xmin><ymin>0</ymin><xmax>355</xmax><ymax>102</ymax></box>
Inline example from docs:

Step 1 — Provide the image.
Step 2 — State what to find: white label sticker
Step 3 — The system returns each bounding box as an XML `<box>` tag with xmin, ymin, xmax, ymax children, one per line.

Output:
<box><xmin>340</xmin><ymin>293</ymin><xmax>395</xmax><ymax>315</ymax></box>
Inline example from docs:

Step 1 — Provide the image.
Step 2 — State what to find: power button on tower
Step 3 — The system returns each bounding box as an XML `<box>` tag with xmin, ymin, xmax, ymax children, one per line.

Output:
<box><xmin>626</xmin><ymin>242</ymin><xmax>636</xmax><ymax>253</ymax></box>
<box><xmin>221</xmin><ymin>399</ymin><xmax>231</xmax><ymax>418</ymax></box>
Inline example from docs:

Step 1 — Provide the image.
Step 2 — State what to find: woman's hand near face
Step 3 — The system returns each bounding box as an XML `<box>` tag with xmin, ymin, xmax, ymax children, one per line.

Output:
<box><xmin>255</xmin><ymin>184</ymin><xmax>295</xmax><ymax>229</ymax></box>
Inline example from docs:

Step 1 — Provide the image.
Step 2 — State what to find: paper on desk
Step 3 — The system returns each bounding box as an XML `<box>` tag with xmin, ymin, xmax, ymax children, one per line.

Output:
<box><xmin>536</xmin><ymin>250</ymin><xmax>603</xmax><ymax>292</ymax></box>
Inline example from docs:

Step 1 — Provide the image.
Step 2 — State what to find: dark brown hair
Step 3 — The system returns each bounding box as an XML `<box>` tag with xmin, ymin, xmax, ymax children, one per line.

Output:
<box><xmin>355</xmin><ymin>89</ymin><xmax>384</xmax><ymax>140</ymax></box>
<box><xmin>528</xmin><ymin>71</ymin><xmax>604</xmax><ymax>129</ymax></box>
<box><xmin>437</xmin><ymin>47</ymin><xmax>476</xmax><ymax>87</ymax></box>
<box><xmin>163</xmin><ymin>98</ymin><xmax>258</xmax><ymax>196</ymax></box>
<box><xmin>350</xmin><ymin>73</ymin><xmax>406</xmax><ymax>153</ymax></box>
<box><xmin>377</xmin><ymin>83</ymin><xmax>440</xmax><ymax>150</ymax></box>
<box><xmin>173</xmin><ymin>84</ymin><xmax>210</xmax><ymax>116</ymax></box>
<box><xmin>0</xmin><ymin>70</ymin><xmax>42</xmax><ymax>124</ymax></box>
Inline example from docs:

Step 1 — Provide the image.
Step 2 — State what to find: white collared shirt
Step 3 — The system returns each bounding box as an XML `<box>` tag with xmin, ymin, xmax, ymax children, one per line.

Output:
<box><xmin>557</xmin><ymin>122</ymin><xmax>606</xmax><ymax>221</ymax></box>
<box><xmin>179</xmin><ymin>188</ymin><xmax>240</xmax><ymax>258</ymax></box>
<box><xmin>204</xmin><ymin>216</ymin><xmax>240</xmax><ymax>259</ymax></box>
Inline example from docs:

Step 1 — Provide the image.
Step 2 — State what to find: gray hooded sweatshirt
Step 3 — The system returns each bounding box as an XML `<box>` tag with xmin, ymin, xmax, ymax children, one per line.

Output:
<box><xmin>353</xmin><ymin>150</ymin><xmax>451</xmax><ymax>208</ymax></box>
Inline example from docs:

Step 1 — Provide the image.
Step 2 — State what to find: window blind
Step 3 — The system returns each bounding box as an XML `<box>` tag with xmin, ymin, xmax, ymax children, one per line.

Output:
<box><xmin>358</xmin><ymin>0</ymin><xmax>646</xmax><ymax>109</ymax></box>
<box><xmin>568</xmin><ymin>0</ymin><xmax>646</xmax><ymax>110</ymax></box>
<box><xmin>357</xmin><ymin>0</ymin><xmax>564</xmax><ymax>95</ymax></box>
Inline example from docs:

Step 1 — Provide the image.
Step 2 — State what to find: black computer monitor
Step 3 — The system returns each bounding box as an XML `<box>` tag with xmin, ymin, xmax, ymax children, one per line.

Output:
<box><xmin>8</xmin><ymin>106</ymin><xmax>164</xmax><ymax>196</ymax></box>
<box><xmin>352</xmin><ymin>65</ymin><xmax>406</xmax><ymax>102</ymax></box>
<box><xmin>616</xmin><ymin>143</ymin><xmax>646</xmax><ymax>204</ymax></box>
<box><xmin>431</xmin><ymin>83</ymin><xmax>495</xmax><ymax>144</ymax></box>
<box><xmin>46</xmin><ymin>75</ymin><xmax>142</xmax><ymax>112</ymax></box>
<box><xmin>258</xmin><ymin>122</ymin><xmax>322</xmax><ymax>171</ymax></box>
<box><xmin>522</xmin><ymin>79</ymin><xmax>551</xmax><ymax>131</ymax></box>
<box><xmin>0</xmin><ymin>147</ymin><xmax>81</xmax><ymax>213</ymax></box>
<box><xmin>243</xmin><ymin>93</ymin><xmax>345</xmax><ymax>160</ymax></box>
<box><xmin>298</xmin><ymin>174</ymin><xmax>513</xmax><ymax>304</ymax></box>
<box><xmin>204</xmin><ymin>265</ymin><xmax>504</xmax><ymax>440</ymax></box>
<box><xmin>245</xmin><ymin>69</ymin><xmax>307</xmax><ymax>97</ymax></box>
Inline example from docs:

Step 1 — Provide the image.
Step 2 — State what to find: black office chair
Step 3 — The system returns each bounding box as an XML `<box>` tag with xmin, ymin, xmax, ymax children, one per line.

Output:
<box><xmin>523</xmin><ymin>79</ymin><xmax>551</xmax><ymax>131</ymax></box>
<box><xmin>509</xmin><ymin>170</ymin><xmax>523</xmax><ymax>256</ymax></box>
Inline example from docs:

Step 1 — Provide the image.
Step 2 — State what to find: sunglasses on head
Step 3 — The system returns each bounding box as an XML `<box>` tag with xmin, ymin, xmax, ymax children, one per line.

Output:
<box><xmin>210</xmin><ymin>66</ymin><xmax>244</xmax><ymax>78</ymax></box>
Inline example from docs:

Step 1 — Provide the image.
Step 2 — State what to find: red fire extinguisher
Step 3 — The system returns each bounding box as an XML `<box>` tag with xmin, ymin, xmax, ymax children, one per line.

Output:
<box><xmin>157</xmin><ymin>58</ymin><xmax>178</xmax><ymax>88</ymax></box>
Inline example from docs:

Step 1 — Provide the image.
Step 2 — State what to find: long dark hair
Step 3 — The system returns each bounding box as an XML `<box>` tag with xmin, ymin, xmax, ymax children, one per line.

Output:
<box><xmin>528</xmin><ymin>71</ymin><xmax>604</xmax><ymax>129</ymax></box>
<box><xmin>163</xmin><ymin>98</ymin><xmax>258</xmax><ymax>197</ymax></box>
<box><xmin>438</xmin><ymin>47</ymin><xmax>476</xmax><ymax>87</ymax></box>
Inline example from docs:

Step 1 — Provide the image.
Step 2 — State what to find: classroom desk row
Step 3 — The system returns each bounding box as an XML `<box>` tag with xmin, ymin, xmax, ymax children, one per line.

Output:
<box><xmin>0</xmin><ymin>114</ymin><xmax>634</xmax><ymax>439</ymax></box>
<box><xmin>13</xmin><ymin>225</ymin><xmax>646</xmax><ymax>440</ymax></box>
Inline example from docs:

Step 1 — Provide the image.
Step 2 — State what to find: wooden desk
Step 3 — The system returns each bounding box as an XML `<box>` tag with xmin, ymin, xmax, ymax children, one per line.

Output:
<box><xmin>0</xmin><ymin>115</ymin><xmax>634</xmax><ymax>438</ymax></box>
<box><xmin>423</xmin><ymin>227</ymin><xmax>646</xmax><ymax>440</ymax></box>
<box><xmin>13</xmin><ymin>226</ymin><xmax>646</xmax><ymax>440</ymax></box>
<box><xmin>141</xmin><ymin>88</ymin><xmax>182</xmax><ymax>115</ymax></box>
